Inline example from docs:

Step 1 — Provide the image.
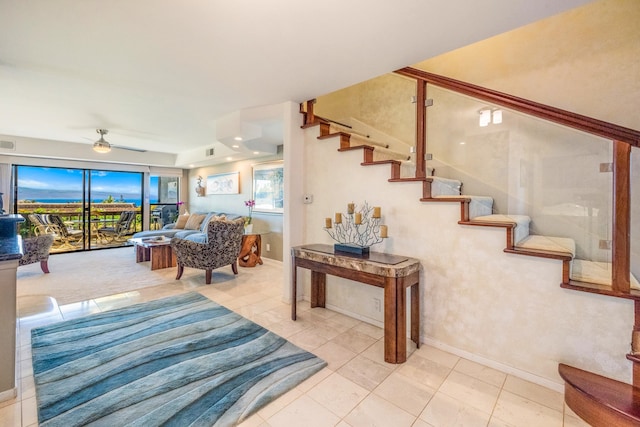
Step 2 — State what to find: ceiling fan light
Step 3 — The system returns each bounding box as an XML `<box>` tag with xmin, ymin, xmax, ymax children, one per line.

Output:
<box><xmin>93</xmin><ymin>128</ymin><xmax>111</xmax><ymax>153</ymax></box>
<box><xmin>93</xmin><ymin>140</ymin><xmax>111</xmax><ymax>153</ymax></box>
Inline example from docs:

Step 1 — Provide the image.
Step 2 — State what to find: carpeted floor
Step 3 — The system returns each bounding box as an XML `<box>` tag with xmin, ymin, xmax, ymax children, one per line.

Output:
<box><xmin>16</xmin><ymin>246</ymin><xmax>233</xmax><ymax>305</ymax></box>
<box><xmin>31</xmin><ymin>292</ymin><xmax>327</xmax><ymax>427</ymax></box>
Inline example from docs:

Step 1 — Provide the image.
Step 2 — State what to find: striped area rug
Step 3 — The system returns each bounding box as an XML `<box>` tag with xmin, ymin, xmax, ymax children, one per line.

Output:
<box><xmin>31</xmin><ymin>292</ymin><xmax>326</xmax><ymax>426</ymax></box>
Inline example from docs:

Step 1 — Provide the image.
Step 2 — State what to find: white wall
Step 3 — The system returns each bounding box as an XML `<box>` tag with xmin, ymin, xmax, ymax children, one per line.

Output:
<box><xmin>299</xmin><ymin>125</ymin><xmax>633</xmax><ymax>389</ymax></box>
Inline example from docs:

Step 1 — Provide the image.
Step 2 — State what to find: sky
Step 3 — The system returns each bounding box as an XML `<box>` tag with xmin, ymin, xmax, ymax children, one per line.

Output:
<box><xmin>16</xmin><ymin>166</ymin><xmax>158</xmax><ymax>202</ymax></box>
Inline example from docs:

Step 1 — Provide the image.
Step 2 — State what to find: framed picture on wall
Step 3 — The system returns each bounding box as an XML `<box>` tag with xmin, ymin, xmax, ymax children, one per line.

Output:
<box><xmin>252</xmin><ymin>161</ymin><xmax>283</xmax><ymax>213</ymax></box>
<box><xmin>206</xmin><ymin>171</ymin><xmax>240</xmax><ymax>195</ymax></box>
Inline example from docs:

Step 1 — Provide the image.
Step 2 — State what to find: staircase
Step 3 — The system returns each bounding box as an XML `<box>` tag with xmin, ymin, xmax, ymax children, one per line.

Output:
<box><xmin>301</xmin><ymin>90</ymin><xmax>640</xmax><ymax>425</ymax></box>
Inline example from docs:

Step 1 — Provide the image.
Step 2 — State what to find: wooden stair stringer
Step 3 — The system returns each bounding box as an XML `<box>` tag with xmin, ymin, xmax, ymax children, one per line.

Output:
<box><xmin>303</xmin><ymin>113</ymin><xmax>576</xmax><ymax>286</ymax></box>
<box><xmin>559</xmin><ymin>363</ymin><xmax>640</xmax><ymax>427</ymax></box>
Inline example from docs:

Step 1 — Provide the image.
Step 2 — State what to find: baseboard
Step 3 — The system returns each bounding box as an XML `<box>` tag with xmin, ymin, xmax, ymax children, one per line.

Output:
<box><xmin>0</xmin><ymin>387</ymin><xmax>17</xmax><ymax>403</ymax></box>
<box><xmin>301</xmin><ymin>296</ymin><xmax>563</xmax><ymax>393</ymax></box>
<box><xmin>422</xmin><ymin>337</ymin><xmax>564</xmax><ymax>393</ymax></box>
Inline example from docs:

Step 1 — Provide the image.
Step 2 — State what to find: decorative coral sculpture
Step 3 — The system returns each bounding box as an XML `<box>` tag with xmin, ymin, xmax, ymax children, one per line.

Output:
<box><xmin>323</xmin><ymin>201</ymin><xmax>388</xmax><ymax>254</ymax></box>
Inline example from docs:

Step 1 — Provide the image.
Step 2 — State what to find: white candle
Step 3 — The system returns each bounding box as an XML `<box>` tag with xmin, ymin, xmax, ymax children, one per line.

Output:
<box><xmin>325</xmin><ymin>218</ymin><xmax>332</xmax><ymax>228</ymax></box>
<box><xmin>335</xmin><ymin>213</ymin><xmax>342</xmax><ymax>224</ymax></box>
<box><xmin>373</xmin><ymin>207</ymin><xmax>381</xmax><ymax>218</ymax></box>
<box><xmin>380</xmin><ymin>225</ymin><xmax>388</xmax><ymax>238</ymax></box>
<box><xmin>354</xmin><ymin>213</ymin><xmax>362</xmax><ymax>225</ymax></box>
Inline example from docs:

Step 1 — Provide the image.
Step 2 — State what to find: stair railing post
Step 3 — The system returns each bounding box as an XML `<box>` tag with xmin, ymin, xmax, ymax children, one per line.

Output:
<box><xmin>612</xmin><ymin>140</ymin><xmax>631</xmax><ymax>292</ymax></box>
<box><xmin>415</xmin><ymin>80</ymin><xmax>427</xmax><ymax>179</ymax></box>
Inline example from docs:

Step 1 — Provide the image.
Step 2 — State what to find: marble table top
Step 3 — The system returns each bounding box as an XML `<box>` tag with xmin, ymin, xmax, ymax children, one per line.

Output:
<box><xmin>292</xmin><ymin>244</ymin><xmax>420</xmax><ymax>278</ymax></box>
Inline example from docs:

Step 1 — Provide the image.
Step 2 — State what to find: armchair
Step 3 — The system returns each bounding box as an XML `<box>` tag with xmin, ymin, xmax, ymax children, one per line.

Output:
<box><xmin>19</xmin><ymin>234</ymin><xmax>55</xmax><ymax>273</ymax></box>
<box><xmin>171</xmin><ymin>218</ymin><xmax>244</xmax><ymax>284</ymax></box>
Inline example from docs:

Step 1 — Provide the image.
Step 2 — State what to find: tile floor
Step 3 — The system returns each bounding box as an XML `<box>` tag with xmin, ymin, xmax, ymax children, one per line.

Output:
<box><xmin>2</xmin><ymin>261</ymin><xmax>590</xmax><ymax>426</ymax></box>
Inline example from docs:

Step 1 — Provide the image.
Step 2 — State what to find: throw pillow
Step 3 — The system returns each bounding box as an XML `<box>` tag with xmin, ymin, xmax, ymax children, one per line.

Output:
<box><xmin>174</xmin><ymin>214</ymin><xmax>190</xmax><ymax>229</ymax></box>
<box><xmin>184</xmin><ymin>213</ymin><xmax>206</xmax><ymax>230</ymax></box>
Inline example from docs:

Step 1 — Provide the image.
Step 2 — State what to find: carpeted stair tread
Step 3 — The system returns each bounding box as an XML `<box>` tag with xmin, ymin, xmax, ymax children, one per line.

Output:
<box><xmin>571</xmin><ymin>259</ymin><xmax>640</xmax><ymax>290</ymax></box>
<box><xmin>435</xmin><ymin>195</ymin><xmax>494</xmax><ymax>219</ymax></box>
<box><xmin>516</xmin><ymin>235</ymin><xmax>576</xmax><ymax>256</ymax></box>
<box><xmin>429</xmin><ymin>177</ymin><xmax>462</xmax><ymax>196</ymax></box>
<box><xmin>472</xmin><ymin>214</ymin><xmax>530</xmax><ymax>243</ymax></box>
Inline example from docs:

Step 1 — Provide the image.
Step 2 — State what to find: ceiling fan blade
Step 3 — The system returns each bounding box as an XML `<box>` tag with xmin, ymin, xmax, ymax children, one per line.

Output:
<box><xmin>111</xmin><ymin>145</ymin><xmax>147</xmax><ymax>153</ymax></box>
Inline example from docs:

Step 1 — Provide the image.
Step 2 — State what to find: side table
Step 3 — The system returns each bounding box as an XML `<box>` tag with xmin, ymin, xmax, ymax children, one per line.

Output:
<box><xmin>239</xmin><ymin>231</ymin><xmax>266</xmax><ymax>267</ymax></box>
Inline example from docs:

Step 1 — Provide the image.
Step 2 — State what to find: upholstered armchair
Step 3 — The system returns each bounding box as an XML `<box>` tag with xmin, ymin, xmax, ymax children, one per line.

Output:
<box><xmin>19</xmin><ymin>234</ymin><xmax>55</xmax><ymax>273</ymax></box>
<box><xmin>171</xmin><ymin>218</ymin><xmax>244</xmax><ymax>284</ymax></box>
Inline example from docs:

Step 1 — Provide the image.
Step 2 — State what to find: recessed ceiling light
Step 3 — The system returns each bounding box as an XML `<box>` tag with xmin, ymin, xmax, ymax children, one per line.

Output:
<box><xmin>459</xmin><ymin>142</ymin><xmax>466</xmax><ymax>145</ymax></box>
<box><xmin>232</xmin><ymin>144</ymin><xmax>239</xmax><ymax>148</ymax></box>
<box><xmin>226</xmin><ymin>157</ymin><xmax>233</xmax><ymax>161</ymax></box>
<box><xmin>253</xmin><ymin>151</ymin><xmax>259</xmax><ymax>155</ymax></box>
<box><xmin>189</xmin><ymin>164</ymin><xmax>195</xmax><ymax>168</ymax></box>
<box><xmin>234</xmin><ymin>136</ymin><xmax>243</xmax><ymax>141</ymax></box>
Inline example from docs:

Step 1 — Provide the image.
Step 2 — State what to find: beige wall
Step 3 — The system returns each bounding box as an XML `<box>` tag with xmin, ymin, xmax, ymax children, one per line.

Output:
<box><xmin>296</xmin><ymin>0</ymin><xmax>639</xmax><ymax>388</ymax></box>
<box><xmin>187</xmin><ymin>154</ymin><xmax>284</xmax><ymax>262</ymax></box>
<box><xmin>414</xmin><ymin>0</ymin><xmax>640</xmax><ymax>131</ymax></box>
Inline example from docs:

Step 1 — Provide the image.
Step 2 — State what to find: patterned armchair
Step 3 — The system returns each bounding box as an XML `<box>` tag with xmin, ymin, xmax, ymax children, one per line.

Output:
<box><xmin>19</xmin><ymin>234</ymin><xmax>55</xmax><ymax>273</ymax></box>
<box><xmin>171</xmin><ymin>218</ymin><xmax>245</xmax><ymax>284</ymax></box>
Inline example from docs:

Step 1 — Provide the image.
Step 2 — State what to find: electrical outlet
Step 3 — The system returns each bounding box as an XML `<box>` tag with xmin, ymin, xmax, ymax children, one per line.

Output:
<box><xmin>303</xmin><ymin>194</ymin><xmax>313</xmax><ymax>204</ymax></box>
<box><xmin>266</xmin><ymin>243</ymin><xmax>271</xmax><ymax>251</ymax></box>
<box><xmin>373</xmin><ymin>297</ymin><xmax>381</xmax><ymax>313</ymax></box>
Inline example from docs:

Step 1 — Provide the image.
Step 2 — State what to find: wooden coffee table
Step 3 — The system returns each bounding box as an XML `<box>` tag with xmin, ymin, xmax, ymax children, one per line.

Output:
<box><xmin>128</xmin><ymin>237</ymin><xmax>176</xmax><ymax>270</ymax></box>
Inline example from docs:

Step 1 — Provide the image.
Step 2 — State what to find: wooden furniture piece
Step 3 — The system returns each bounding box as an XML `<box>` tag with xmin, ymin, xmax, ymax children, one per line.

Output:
<box><xmin>128</xmin><ymin>237</ymin><xmax>176</xmax><ymax>270</ymax></box>
<box><xmin>291</xmin><ymin>244</ymin><xmax>421</xmax><ymax>364</ymax></box>
<box><xmin>239</xmin><ymin>232</ymin><xmax>264</xmax><ymax>267</ymax></box>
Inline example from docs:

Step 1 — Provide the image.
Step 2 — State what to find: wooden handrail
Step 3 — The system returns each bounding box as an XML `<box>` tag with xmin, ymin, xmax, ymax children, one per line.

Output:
<box><xmin>396</xmin><ymin>67</ymin><xmax>640</xmax><ymax>148</ymax></box>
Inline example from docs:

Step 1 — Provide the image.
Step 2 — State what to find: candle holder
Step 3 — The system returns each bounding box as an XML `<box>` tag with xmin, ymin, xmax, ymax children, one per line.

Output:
<box><xmin>323</xmin><ymin>201</ymin><xmax>388</xmax><ymax>255</ymax></box>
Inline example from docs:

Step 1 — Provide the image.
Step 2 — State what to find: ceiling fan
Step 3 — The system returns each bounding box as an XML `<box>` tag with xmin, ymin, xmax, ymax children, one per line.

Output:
<box><xmin>93</xmin><ymin>129</ymin><xmax>111</xmax><ymax>153</ymax></box>
<box><xmin>90</xmin><ymin>129</ymin><xmax>147</xmax><ymax>153</ymax></box>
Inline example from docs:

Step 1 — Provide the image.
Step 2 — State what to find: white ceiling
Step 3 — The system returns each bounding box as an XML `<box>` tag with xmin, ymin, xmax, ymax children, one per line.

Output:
<box><xmin>0</xmin><ymin>0</ymin><xmax>592</xmax><ymax>166</ymax></box>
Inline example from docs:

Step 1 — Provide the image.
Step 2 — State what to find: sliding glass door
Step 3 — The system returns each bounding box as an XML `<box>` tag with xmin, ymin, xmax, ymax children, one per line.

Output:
<box><xmin>15</xmin><ymin>165</ymin><xmax>143</xmax><ymax>253</ymax></box>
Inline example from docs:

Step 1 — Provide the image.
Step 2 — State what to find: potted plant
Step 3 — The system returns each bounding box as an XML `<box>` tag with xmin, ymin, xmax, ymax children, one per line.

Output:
<box><xmin>244</xmin><ymin>199</ymin><xmax>255</xmax><ymax>233</ymax></box>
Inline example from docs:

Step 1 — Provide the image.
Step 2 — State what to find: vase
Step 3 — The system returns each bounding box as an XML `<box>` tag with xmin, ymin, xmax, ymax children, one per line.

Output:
<box><xmin>244</xmin><ymin>223</ymin><xmax>253</xmax><ymax>234</ymax></box>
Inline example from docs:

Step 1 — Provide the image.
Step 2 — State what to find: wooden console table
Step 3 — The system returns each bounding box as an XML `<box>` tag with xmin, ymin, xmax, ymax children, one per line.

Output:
<box><xmin>291</xmin><ymin>244</ymin><xmax>421</xmax><ymax>364</ymax></box>
<box><xmin>128</xmin><ymin>237</ymin><xmax>176</xmax><ymax>270</ymax></box>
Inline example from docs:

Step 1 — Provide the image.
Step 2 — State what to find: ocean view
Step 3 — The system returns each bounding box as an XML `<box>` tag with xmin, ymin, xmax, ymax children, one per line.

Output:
<box><xmin>22</xmin><ymin>198</ymin><xmax>151</xmax><ymax>205</ymax></box>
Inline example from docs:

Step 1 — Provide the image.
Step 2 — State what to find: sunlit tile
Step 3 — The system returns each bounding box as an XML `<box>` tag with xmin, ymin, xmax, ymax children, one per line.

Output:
<box><xmin>0</xmin><ymin>402</ymin><xmax>21</xmax><ymax>426</ymax></box>
<box><xmin>21</xmin><ymin>375</ymin><xmax>35</xmax><ymax>400</ymax></box>
<box><xmin>337</xmin><ymin>355</ymin><xmax>394</xmax><ymax>391</ymax></box>
<box><xmin>396</xmin><ymin>353</ymin><xmax>452</xmax><ymax>390</ymax></box>
<box><xmin>287</xmin><ymin>329</ymin><xmax>328</xmax><ymax>351</ymax></box>
<box><xmin>345</xmin><ymin>393</ymin><xmax>416</xmax><ymax>427</ymax></box>
<box><xmin>59</xmin><ymin>300</ymin><xmax>101</xmax><ymax>320</ymax></box>
<box><xmin>266</xmin><ymin>319</ymin><xmax>313</xmax><ymax>339</ymax></box>
<box><xmin>294</xmin><ymin>367</ymin><xmax>333</xmax><ymax>393</ymax></box>
<box><xmin>563</xmin><ymin>413</ymin><xmax>591</xmax><ymax>427</ymax></box>
<box><xmin>438</xmin><ymin>371</ymin><xmax>500</xmax><ymax>414</ymax></box>
<box><xmin>502</xmin><ymin>375</ymin><xmax>563</xmax><ymax>411</ymax></box>
<box><xmin>351</xmin><ymin>322</ymin><xmax>384</xmax><ymax>340</ymax></box>
<box><xmin>454</xmin><ymin>358</ymin><xmax>507</xmax><ymax>388</ymax></box>
<box><xmin>414</xmin><ymin>345</ymin><xmax>460</xmax><ymax>369</ymax></box>
<box><xmin>236</xmin><ymin>411</ymin><xmax>266</xmax><ymax>427</ymax></box>
<box><xmin>312</xmin><ymin>341</ymin><xmax>357</xmax><ymax>371</ymax></box>
<box><xmin>373</xmin><ymin>372</ymin><xmax>436</xmax><ymax>416</ymax></box>
<box><xmin>420</xmin><ymin>392</ymin><xmax>491</xmax><ymax>427</ymax></box>
<box><xmin>266</xmin><ymin>394</ymin><xmax>340</xmax><ymax>427</ymax></box>
<box><xmin>360</xmin><ymin>339</ymin><xmax>406</xmax><ymax>368</ymax></box>
<box><xmin>331</xmin><ymin>329</ymin><xmax>377</xmax><ymax>354</ymax></box>
<box><xmin>492</xmin><ymin>390</ymin><xmax>563</xmax><ymax>427</ymax></box>
<box><xmin>257</xmin><ymin>387</ymin><xmax>303</xmax><ymax>420</ymax></box>
<box><xmin>307</xmin><ymin>372</ymin><xmax>369</xmax><ymax>417</ymax></box>
<box><xmin>22</xmin><ymin>395</ymin><xmax>38</xmax><ymax>427</ymax></box>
